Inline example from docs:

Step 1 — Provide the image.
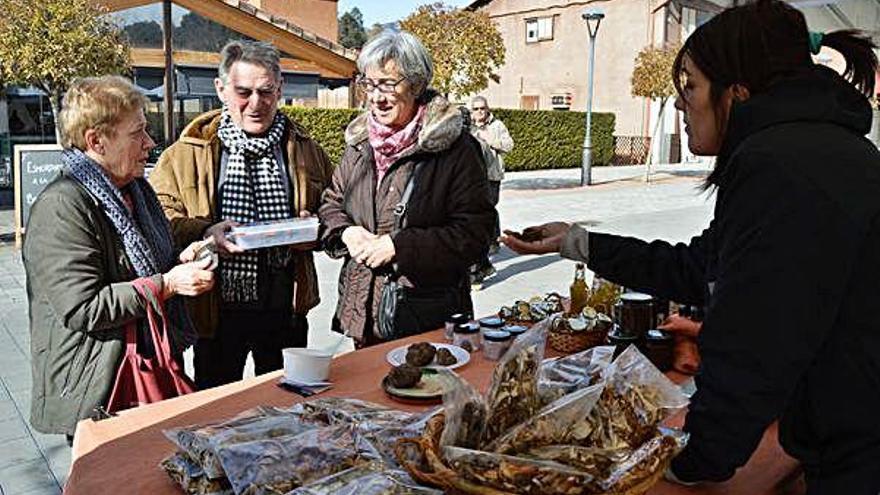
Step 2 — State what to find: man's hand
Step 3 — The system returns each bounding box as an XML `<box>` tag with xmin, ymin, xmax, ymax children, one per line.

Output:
<box><xmin>204</xmin><ymin>220</ymin><xmax>243</xmax><ymax>255</ymax></box>
<box><xmin>659</xmin><ymin>314</ymin><xmax>702</xmax><ymax>338</ymax></box>
<box><xmin>161</xmin><ymin>258</ymin><xmax>215</xmax><ymax>299</ymax></box>
<box><xmin>501</xmin><ymin>222</ymin><xmax>572</xmax><ymax>255</ymax></box>
<box><xmin>354</xmin><ymin>234</ymin><xmax>396</xmax><ymax>268</ymax></box>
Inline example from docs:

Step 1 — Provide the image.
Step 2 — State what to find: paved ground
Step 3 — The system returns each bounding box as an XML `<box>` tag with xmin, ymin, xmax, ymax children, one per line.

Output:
<box><xmin>0</xmin><ymin>162</ymin><xmax>715</xmax><ymax>494</ymax></box>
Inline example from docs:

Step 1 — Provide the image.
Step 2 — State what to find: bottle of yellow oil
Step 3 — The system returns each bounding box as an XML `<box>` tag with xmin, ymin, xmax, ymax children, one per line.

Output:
<box><xmin>569</xmin><ymin>263</ymin><xmax>589</xmax><ymax>314</ymax></box>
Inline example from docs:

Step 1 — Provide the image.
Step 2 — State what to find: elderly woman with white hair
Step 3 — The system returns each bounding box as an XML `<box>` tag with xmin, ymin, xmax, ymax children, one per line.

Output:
<box><xmin>320</xmin><ymin>31</ymin><xmax>495</xmax><ymax>347</ymax></box>
<box><xmin>23</xmin><ymin>76</ymin><xmax>214</xmax><ymax>442</ymax></box>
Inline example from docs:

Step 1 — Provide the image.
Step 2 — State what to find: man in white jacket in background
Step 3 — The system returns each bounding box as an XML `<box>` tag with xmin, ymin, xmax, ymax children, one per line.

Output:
<box><xmin>470</xmin><ymin>96</ymin><xmax>514</xmax><ymax>287</ymax></box>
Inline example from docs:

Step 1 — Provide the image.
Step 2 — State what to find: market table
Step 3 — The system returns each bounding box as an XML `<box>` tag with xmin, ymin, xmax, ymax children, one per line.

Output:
<box><xmin>65</xmin><ymin>329</ymin><xmax>805</xmax><ymax>494</ymax></box>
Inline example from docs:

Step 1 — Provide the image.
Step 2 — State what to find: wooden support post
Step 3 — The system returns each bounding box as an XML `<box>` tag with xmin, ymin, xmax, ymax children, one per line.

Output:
<box><xmin>162</xmin><ymin>0</ymin><xmax>175</xmax><ymax>143</ymax></box>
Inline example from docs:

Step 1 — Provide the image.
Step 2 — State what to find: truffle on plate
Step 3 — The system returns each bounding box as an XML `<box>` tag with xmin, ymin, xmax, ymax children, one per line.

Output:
<box><xmin>387</xmin><ymin>364</ymin><xmax>422</xmax><ymax>389</ymax></box>
<box><xmin>405</xmin><ymin>342</ymin><xmax>437</xmax><ymax>367</ymax></box>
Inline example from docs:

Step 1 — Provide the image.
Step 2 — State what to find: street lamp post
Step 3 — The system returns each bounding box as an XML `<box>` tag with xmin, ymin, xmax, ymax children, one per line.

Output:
<box><xmin>581</xmin><ymin>10</ymin><xmax>604</xmax><ymax>186</ymax></box>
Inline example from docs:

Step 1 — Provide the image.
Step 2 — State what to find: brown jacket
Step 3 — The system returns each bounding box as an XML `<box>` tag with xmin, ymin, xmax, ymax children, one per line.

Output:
<box><xmin>319</xmin><ymin>94</ymin><xmax>495</xmax><ymax>343</ymax></box>
<box><xmin>149</xmin><ymin>110</ymin><xmax>334</xmax><ymax>338</ymax></box>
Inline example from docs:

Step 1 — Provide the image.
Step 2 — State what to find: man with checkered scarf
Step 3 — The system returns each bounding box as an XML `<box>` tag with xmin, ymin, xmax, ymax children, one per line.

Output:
<box><xmin>150</xmin><ymin>41</ymin><xmax>334</xmax><ymax>389</ymax></box>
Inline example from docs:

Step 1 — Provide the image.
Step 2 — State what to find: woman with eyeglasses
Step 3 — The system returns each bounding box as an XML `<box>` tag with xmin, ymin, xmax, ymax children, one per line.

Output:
<box><xmin>503</xmin><ymin>0</ymin><xmax>880</xmax><ymax>491</ymax></box>
<box><xmin>319</xmin><ymin>31</ymin><xmax>495</xmax><ymax>348</ymax></box>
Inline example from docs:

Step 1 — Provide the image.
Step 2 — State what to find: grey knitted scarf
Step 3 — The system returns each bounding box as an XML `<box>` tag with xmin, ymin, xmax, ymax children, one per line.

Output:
<box><xmin>62</xmin><ymin>148</ymin><xmax>197</xmax><ymax>350</ymax></box>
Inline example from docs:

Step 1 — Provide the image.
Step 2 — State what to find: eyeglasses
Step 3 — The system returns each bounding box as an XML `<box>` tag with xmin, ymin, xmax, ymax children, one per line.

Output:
<box><xmin>232</xmin><ymin>85</ymin><xmax>279</xmax><ymax>100</ymax></box>
<box><xmin>471</xmin><ymin>106</ymin><xmax>488</xmax><ymax>111</ymax></box>
<box><xmin>356</xmin><ymin>74</ymin><xmax>407</xmax><ymax>94</ymax></box>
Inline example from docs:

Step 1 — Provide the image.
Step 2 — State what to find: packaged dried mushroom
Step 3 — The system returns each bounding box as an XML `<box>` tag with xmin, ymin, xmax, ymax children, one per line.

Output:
<box><xmin>597</xmin><ymin>428</ymin><xmax>688</xmax><ymax>493</ymax></box>
<box><xmin>480</xmin><ymin>322</ymin><xmax>548</xmax><ymax>446</ymax></box>
<box><xmin>525</xmin><ymin>444</ymin><xmax>630</xmax><ymax>482</ymax></box>
<box><xmin>439</xmin><ymin>371</ymin><xmax>487</xmax><ymax>450</ymax></box>
<box><xmin>444</xmin><ymin>446</ymin><xmax>594</xmax><ymax>495</ymax></box>
<box><xmin>290</xmin><ymin>398</ymin><xmax>406</xmax><ymax>426</ymax></box>
<box><xmin>160</xmin><ymin>452</ymin><xmax>233</xmax><ymax>495</ymax></box>
<box><xmin>538</xmin><ymin>345</ymin><xmax>614</xmax><ymax>405</ymax></box>
<box><xmin>568</xmin><ymin>345</ymin><xmax>688</xmax><ymax>451</ymax></box>
<box><xmin>524</xmin><ymin>430</ymin><xmax>686</xmax><ymax>495</ymax></box>
<box><xmin>354</xmin><ymin>408</ymin><xmax>440</xmax><ymax>468</ymax></box>
<box><xmin>289</xmin><ymin>463</ymin><xmax>443</xmax><ymax>495</ymax></box>
<box><xmin>164</xmin><ymin>406</ymin><xmax>315</xmax><ymax>479</ymax></box>
<box><xmin>217</xmin><ymin>424</ymin><xmax>362</xmax><ymax>495</ymax></box>
<box><xmin>486</xmin><ymin>383</ymin><xmax>603</xmax><ymax>455</ymax></box>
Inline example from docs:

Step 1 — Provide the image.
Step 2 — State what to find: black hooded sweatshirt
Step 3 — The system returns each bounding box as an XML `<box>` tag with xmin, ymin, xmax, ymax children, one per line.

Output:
<box><xmin>582</xmin><ymin>66</ymin><xmax>880</xmax><ymax>493</ymax></box>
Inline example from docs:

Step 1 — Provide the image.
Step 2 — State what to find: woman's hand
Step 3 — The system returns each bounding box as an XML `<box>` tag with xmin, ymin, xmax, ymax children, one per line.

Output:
<box><xmin>342</xmin><ymin>226</ymin><xmax>378</xmax><ymax>256</ymax></box>
<box><xmin>161</xmin><ymin>258</ymin><xmax>215</xmax><ymax>299</ymax></box>
<box><xmin>204</xmin><ymin>220</ymin><xmax>243</xmax><ymax>255</ymax></box>
<box><xmin>501</xmin><ymin>222</ymin><xmax>572</xmax><ymax>255</ymax></box>
<box><xmin>355</xmin><ymin>235</ymin><xmax>396</xmax><ymax>268</ymax></box>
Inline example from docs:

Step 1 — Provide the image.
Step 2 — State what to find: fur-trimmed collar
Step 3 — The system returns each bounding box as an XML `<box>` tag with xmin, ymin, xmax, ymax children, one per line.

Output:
<box><xmin>177</xmin><ymin>109</ymin><xmax>308</xmax><ymax>146</ymax></box>
<box><xmin>344</xmin><ymin>91</ymin><xmax>464</xmax><ymax>154</ymax></box>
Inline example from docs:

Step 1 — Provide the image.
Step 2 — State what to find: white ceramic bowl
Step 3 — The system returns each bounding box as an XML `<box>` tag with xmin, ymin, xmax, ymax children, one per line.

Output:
<box><xmin>282</xmin><ymin>348</ymin><xmax>332</xmax><ymax>384</ymax></box>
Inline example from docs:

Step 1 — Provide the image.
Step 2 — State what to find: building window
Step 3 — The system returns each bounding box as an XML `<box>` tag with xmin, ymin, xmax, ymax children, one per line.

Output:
<box><xmin>520</xmin><ymin>95</ymin><xmax>540</xmax><ymax>110</ymax></box>
<box><xmin>525</xmin><ymin>17</ymin><xmax>553</xmax><ymax>43</ymax></box>
<box><xmin>665</xmin><ymin>3</ymin><xmax>682</xmax><ymax>44</ymax></box>
<box><xmin>551</xmin><ymin>93</ymin><xmax>572</xmax><ymax>110</ymax></box>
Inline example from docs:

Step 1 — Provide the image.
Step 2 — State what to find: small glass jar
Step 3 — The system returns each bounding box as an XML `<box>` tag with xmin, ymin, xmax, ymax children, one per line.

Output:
<box><xmin>644</xmin><ymin>329</ymin><xmax>674</xmax><ymax>371</ymax></box>
<box><xmin>482</xmin><ymin>330</ymin><xmax>512</xmax><ymax>360</ymax></box>
<box><xmin>614</xmin><ymin>292</ymin><xmax>654</xmax><ymax>339</ymax></box>
<box><xmin>504</xmin><ymin>325</ymin><xmax>528</xmax><ymax>340</ymax></box>
<box><xmin>479</xmin><ymin>316</ymin><xmax>504</xmax><ymax>333</ymax></box>
<box><xmin>453</xmin><ymin>322</ymin><xmax>481</xmax><ymax>352</ymax></box>
<box><xmin>445</xmin><ymin>313</ymin><xmax>469</xmax><ymax>341</ymax></box>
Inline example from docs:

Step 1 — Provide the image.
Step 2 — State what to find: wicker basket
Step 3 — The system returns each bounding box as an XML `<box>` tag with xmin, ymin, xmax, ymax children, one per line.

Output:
<box><xmin>548</xmin><ymin>314</ymin><xmax>610</xmax><ymax>354</ymax></box>
<box><xmin>548</xmin><ymin>327</ymin><xmax>608</xmax><ymax>353</ymax></box>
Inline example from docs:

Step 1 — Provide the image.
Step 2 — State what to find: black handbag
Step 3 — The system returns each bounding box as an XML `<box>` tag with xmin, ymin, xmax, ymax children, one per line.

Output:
<box><xmin>376</xmin><ymin>164</ymin><xmax>466</xmax><ymax>340</ymax></box>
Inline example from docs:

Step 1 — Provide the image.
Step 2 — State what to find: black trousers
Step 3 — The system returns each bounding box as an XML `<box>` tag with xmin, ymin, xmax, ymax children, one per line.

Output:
<box><xmin>194</xmin><ymin>309</ymin><xmax>308</xmax><ymax>390</ymax></box>
<box><xmin>488</xmin><ymin>180</ymin><xmax>501</xmax><ymax>241</ymax></box>
<box><xmin>472</xmin><ymin>180</ymin><xmax>501</xmax><ymax>275</ymax></box>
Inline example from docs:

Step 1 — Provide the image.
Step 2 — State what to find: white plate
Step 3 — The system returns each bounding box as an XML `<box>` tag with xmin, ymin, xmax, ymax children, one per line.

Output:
<box><xmin>278</xmin><ymin>377</ymin><xmax>332</xmax><ymax>388</ymax></box>
<box><xmin>386</xmin><ymin>343</ymin><xmax>470</xmax><ymax>370</ymax></box>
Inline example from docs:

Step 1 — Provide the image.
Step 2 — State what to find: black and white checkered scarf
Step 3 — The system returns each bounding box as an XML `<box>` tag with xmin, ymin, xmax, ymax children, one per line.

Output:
<box><xmin>217</xmin><ymin>110</ymin><xmax>292</xmax><ymax>303</ymax></box>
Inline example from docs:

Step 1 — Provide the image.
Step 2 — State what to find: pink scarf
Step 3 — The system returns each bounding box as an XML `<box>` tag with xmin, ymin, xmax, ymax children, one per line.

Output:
<box><xmin>367</xmin><ymin>105</ymin><xmax>427</xmax><ymax>184</ymax></box>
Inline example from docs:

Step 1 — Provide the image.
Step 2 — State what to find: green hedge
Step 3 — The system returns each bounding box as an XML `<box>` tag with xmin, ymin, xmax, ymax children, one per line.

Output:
<box><xmin>280</xmin><ymin>106</ymin><xmax>615</xmax><ymax>169</ymax></box>
<box><xmin>281</xmin><ymin>107</ymin><xmax>359</xmax><ymax>164</ymax></box>
<box><xmin>492</xmin><ymin>109</ymin><xmax>615</xmax><ymax>170</ymax></box>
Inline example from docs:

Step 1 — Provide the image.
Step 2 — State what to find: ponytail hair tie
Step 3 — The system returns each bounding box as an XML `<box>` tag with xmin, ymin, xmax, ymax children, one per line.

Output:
<box><xmin>808</xmin><ymin>31</ymin><xmax>824</xmax><ymax>55</ymax></box>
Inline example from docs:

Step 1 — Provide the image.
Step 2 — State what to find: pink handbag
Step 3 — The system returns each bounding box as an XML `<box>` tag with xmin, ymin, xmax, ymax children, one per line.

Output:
<box><xmin>106</xmin><ymin>277</ymin><xmax>195</xmax><ymax>413</ymax></box>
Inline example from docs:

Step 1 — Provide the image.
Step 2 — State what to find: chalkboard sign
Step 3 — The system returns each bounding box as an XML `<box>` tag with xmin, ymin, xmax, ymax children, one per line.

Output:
<box><xmin>14</xmin><ymin>144</ymin><xmax>64</xmax><ymax>247</ymax></box>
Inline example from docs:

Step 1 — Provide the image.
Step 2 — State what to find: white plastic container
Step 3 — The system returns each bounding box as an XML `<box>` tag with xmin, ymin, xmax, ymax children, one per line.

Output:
<box><xmin>282</xmin><ymin>348</ymin><xmax>332</xmax><ymax>384</ymax></box>
<box><xmin>228</xmin><ymin>217</ymin><xmax>319</xmax><ymax>250</ymax></box>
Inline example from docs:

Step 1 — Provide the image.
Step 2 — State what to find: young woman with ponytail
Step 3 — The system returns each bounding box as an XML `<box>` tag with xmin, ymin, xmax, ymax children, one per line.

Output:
<box><xmin>503</xmin><ymin>0</ymin><xmax>880</xmax><ymax>492</ymax></box>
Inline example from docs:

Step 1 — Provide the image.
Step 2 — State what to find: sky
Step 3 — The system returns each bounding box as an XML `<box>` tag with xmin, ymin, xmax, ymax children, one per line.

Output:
<box><xmin>111</xmin><ymin>4</ymin><xmax>186</xmax><ymax>26</ymax></box>
<box><xmin>337</xmin><ymin>0</ymin><xmax>473</xmax><ymax>28</ymax></box>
